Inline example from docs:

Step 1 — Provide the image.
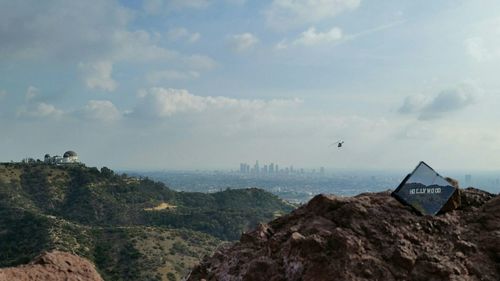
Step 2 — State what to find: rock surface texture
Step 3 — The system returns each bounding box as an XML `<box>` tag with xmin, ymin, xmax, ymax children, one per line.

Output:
<box><xmin>187</xmin><ymin>188</ymin><xmax>500</xmax><ymax>281</ymax></box>
<box><xmin>0</xmin><ymin>251</ymin><xmax>103</xmax><ymax>281</ymax></box>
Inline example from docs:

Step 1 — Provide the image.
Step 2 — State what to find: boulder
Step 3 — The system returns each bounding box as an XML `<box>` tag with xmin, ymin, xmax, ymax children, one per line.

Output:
<box><xmin>0</xmin><ymin>251</ymin><xmax>103</xmax><ymax>281</ymax></box>
<box><xmin>187</xmin><ymin>189</ymin><xmax>499</xmax><ymax>281</ymax></box>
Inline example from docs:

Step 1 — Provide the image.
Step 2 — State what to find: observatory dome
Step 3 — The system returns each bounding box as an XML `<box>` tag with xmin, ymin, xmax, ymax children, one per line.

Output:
<box><xmin>63</xmin><ymin>151</ymin><xmax>77</xmax><ymax>158</ymax></box>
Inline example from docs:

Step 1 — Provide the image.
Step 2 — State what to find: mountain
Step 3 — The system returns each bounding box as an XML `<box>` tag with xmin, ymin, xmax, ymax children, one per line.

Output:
<box><xmin>187</xmin><ymin>188</ymin><xmax>500</xmax><ymax>281</ymax></box>
<box><xmin>0</xmin><ymin>163</ymin><xmax>294</xmax><ymax>281</ymax></box>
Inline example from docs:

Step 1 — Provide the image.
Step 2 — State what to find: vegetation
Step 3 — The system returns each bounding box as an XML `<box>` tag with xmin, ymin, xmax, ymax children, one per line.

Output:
<box><xmin>0</xmin><ymin>163</ymin><xmax>293</xmax><ymax>280</ymax></box>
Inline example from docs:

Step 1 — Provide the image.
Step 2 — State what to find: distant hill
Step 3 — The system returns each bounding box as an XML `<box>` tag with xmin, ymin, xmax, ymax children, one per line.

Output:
<box><xmin>0</xmin><ymin>163</ymin><xmax>294</xmax><ymax>281</ymax></box>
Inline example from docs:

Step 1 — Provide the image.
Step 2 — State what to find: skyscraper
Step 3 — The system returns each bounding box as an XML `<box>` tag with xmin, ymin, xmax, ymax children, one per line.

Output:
<box><xmin>465</xmin><ymin>174</ymin><xmax>472</xmax><ymax>186</ymax></box>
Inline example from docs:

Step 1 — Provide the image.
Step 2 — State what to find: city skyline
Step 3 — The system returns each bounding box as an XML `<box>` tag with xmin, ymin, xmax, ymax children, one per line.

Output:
<box><xmin>238</xmin><ymin>160</ymin><xmax>325</xmax><ymax>175</ymax></box>
<box><xmin>2</xmin><ymin>1</ymin><xmax>500</xmax><ymax>170</ymax></box>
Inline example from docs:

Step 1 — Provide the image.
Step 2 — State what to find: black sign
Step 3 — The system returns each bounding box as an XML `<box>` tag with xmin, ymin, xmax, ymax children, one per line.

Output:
<box><xmin>392</xmin><ymin>161</ymin><xmax>457</xmax><ymax>215</ymax></box>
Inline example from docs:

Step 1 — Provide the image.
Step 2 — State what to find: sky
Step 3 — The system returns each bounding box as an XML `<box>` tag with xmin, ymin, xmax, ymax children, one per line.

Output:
<box><xmin>1</xmin><ymin>0</ymin><xmax>500</xmax><ymax>171</ymax></box>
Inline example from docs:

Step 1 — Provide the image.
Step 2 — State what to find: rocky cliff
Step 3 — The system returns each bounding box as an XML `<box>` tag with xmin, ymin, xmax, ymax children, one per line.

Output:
<box><xmin>0</xmin><ymin>251</ymin><xmax>103</xmax><ymax>281</ymax></box>
<box><xmin>187</xmin><ymin>188</ymin><xmax>499</xmax><ymax>281</ymax></box>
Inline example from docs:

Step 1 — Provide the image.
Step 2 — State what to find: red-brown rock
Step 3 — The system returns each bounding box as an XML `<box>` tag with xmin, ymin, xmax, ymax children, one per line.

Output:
<box><xmin>0</xmin><ymin>251</ymin><xmax>103</xmax><ymax>281</ymax></box>
<box><xmin>187</xmin><ymin>188</ymin><xmax>499</xmax><ymax>281</ymax></box>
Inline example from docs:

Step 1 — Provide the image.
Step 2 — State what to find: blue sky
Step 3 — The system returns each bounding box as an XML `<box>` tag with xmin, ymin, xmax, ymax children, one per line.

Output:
<box><xmin>1</xmin><ymin>0</ymin><xmax>500</xmax><ymax>171</ymax></box>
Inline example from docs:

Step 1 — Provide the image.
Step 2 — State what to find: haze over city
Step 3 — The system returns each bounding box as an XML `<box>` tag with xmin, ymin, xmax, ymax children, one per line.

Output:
<box><xmin>1</xmin><ymin>0</ymin><xmax>500</xmax><ymax>171</ymax></box>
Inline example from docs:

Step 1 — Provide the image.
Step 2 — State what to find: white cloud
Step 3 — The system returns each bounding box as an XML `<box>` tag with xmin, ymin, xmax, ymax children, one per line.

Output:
<box><xmin>397</xmin><ymin>123</ymin><xmax>436</xmax><ymax>140</ymax></box>
<box><xmin>189</xmin><ymin>33</ymin><xmax>201</xmax><ymax>43</ymax></box>
<box><xmin>134</xmin><ymin>88</ymin><xmax>206</xmax><ymax>117</ymax></box>
<box><xmin>143</xmin><ymin>0</ymin><xmax>164</xmax><ymax>14</ymax></box>
<box><xmin>276</xmin><ymin>21</ymin><xmax>403</xmax><ymax>50</ymax></box>
<box><xmin>78</xmin><ymin>61</ymin><xmax>117</xmax><ymax>92</ymax></box>
<box><xmin>112</xmin><ymin>30</ymin><xmax>178</xmax><ymax>62</ymax></box>
<box><xmin>33</xmin><ymin>103</ymin><xmax>64</xmax><ymax>118</ymax></box>
<box><xmin>25</xmin><ymin>86</ymin><xmax>39</xmax><ymax>101</ymax></box>
<box><xmin>0</xmin><ymin>1</ymin><xmax>132</xmax><ymax>60</ymax></box>
<box><xmin>399</xmin><ymin>84</ymin><xmax>480</xmax><ymax>120</ymax></box>
<box><xmin>143</xmin><ymin>0</ymin><xmax>210</xmax><ymax>14</ymax></box>
<box><xmin>17</xmin><ymin>102</ymin><xmax>64</xmax><ymax>119</ymax></box>
<box><xmin>17</xmin><ymin>97</ymin><xmax>121</xmax><ymax>122</ymax></box>
<box><xmin>167</xmin><ymin>27</ymin><xmax>200</xmax><ymax>43</ymax></box>
<box><xmin>423</xmin><ymin>90</ymin><xmax>476</xmax><ymax>113</ymax></box>
<box><xmin>170</xmin><ymin>0</ymin><xmax>210</xmax><ymax>9</ymax></box>
<box><xmin>398</xmin><ymin>94</ymin><xmax>428</xmax><ymax>114</ymax></box>
<box><xmin>274</xmin><ymin>40</ymin><xmax>289</xmax><ymax>50</ymax></box>
<box><xmin>465</xmin><ymin>37</ymin><xmax>489</xmax><ymax>61</ymax></box>
<box><xmin>147</xmin><ymin>70</ymin><xmax>200</xmax><ymax>83</ymax></box>
<box><xmin>82</xmin><ymin>100</ymin><xmax>121</xmax><ymax>122</ymax></box>
<box><xmin>143</xmin><ymin>0</ymin><xmax>244</xmax><ymax>13</ymax></box>
<box><xmin>0</xmin><ymin>1</ymin><xmax>217</xmax><ymax>93</ymax></box>
<box><xmin>184</xmin><ymin>54</ymin><xmax>217</xmax><ymax>70</ymax></box>
<box><xmin>133</xmin><ymin>87</ymin><xmax>302</xmax><ymax>118</ymax></box>
<box><xmin>229</xmin><ymin>33</ymin><xmax>259</xmax><ymax>52</ymax></box>
<box><xmin>265</xmin><ymin>0</ymin><xmax>361</xmax><ymax>29</ymax></box>
<box><xmin>226</xmin><ymin>0</ymin><xmax>246</xmax><ymax>4</ymax></box>
<box><xmin>293</xmin><ymin>27</ymin><xmax>342</xmax><ymax>46</ymax></box>
<box><xmin>465</xmin><ymin>17</ymin><xmax>500</xmax><ymax>62</ymax></box>
<box><xmin>18</xmin><ymin>86</ymin><xmax>64</xmax><ymax>119</ymax></box>
<box><xmin>464</xmin><ymin>35</ymin><xmax>500</xmax><ymax>62</ymax></box>
<box><xmin>0</xmin><ymin>1</ymin><xmax>181</xmax><ymax>63</ymax></box>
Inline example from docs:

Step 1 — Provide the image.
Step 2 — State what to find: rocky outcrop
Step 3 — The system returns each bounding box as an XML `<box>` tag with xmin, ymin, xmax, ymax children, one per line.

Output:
<box><xmin>0</xmin><ymin>251</ymin><xmax>103</xmax><ymax>281</ymax></box>
<box><xmin>187</xmin><ymin>188</ymin><xmax>499</xmax><ymax>281</ymax></box>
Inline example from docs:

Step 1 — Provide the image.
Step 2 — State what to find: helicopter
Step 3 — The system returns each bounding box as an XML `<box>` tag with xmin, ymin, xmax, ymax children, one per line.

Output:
<box><xmin>330</xmin><ymin>140</ymin><xmax>344</xmax><ymax>148</ymax></box>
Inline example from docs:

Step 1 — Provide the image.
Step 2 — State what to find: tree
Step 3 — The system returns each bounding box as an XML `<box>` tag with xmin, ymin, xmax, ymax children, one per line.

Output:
<box><xmin>100</xmin><ymin>167</ymin><xmax>114</xmax><ymax>177</ymax></box>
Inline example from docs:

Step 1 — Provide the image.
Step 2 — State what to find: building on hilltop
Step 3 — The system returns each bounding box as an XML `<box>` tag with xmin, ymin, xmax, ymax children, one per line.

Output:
<box><xmin>44</xmin><ymin>150</ymin><xmax>79</xmax><ymax>165</ymax></box>
<box><xmin>63</xmin><ymin>151</ymin><xmax>78</xmax><ymax>163</ymax></box>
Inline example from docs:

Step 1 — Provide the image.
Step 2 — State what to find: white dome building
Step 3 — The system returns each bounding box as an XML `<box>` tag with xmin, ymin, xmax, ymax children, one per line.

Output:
<box><xmin>62</xmin><ymin>151</ymin><xmax>78</xmax><ymax>163</ymax></box>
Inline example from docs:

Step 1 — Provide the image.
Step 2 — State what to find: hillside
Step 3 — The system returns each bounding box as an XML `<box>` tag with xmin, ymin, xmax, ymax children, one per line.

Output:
<box><xmin>0</xmin><ymin>163</ymin><xmax>294</xmax><ymax>281</ymax></box>
<box><xmin>188</xmin><ymin>188</ymin><xmax>499</xmax><ymax>281</ymax></box>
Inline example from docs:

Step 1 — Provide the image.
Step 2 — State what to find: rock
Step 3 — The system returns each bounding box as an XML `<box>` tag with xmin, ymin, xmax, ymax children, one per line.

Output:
<box><xmin>240</xmin><ymin>223</ymin><xmax>274</xmax><ymax>243</ymax></box>
<box><xmin>445</xmin><ymin>177</ymin><xmax>460</xmax><ymax>188</ymax></box>
<box><xmin>187</xmin><ymin>189</ymin><xmax>500</xmax><ymax>281</ymax></box>
<box><xmin>460</xmin><ymin>187</ymin><xmax>496</xmax><ymax>209</ymax></box>
<box><xmin>290</xmin><ymin>232</ymin><xmax>305</xmax><ymax>242</ymax></box>
<box><xmin>0</xmin><ymin>251</ymin><xmax>103</xmax><ymax>281</ymax></box>
<box><xmin>440</xmin><ymin>177</ymin><xmax>462</xmax><ymax>213</ymax></box>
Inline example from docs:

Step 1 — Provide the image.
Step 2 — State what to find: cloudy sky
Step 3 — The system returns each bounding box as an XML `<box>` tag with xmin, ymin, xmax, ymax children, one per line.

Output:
<box><xmin>1</xmin><ymin>0</ymin><xmax>500</xmax><ymax>171</ymax></box>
